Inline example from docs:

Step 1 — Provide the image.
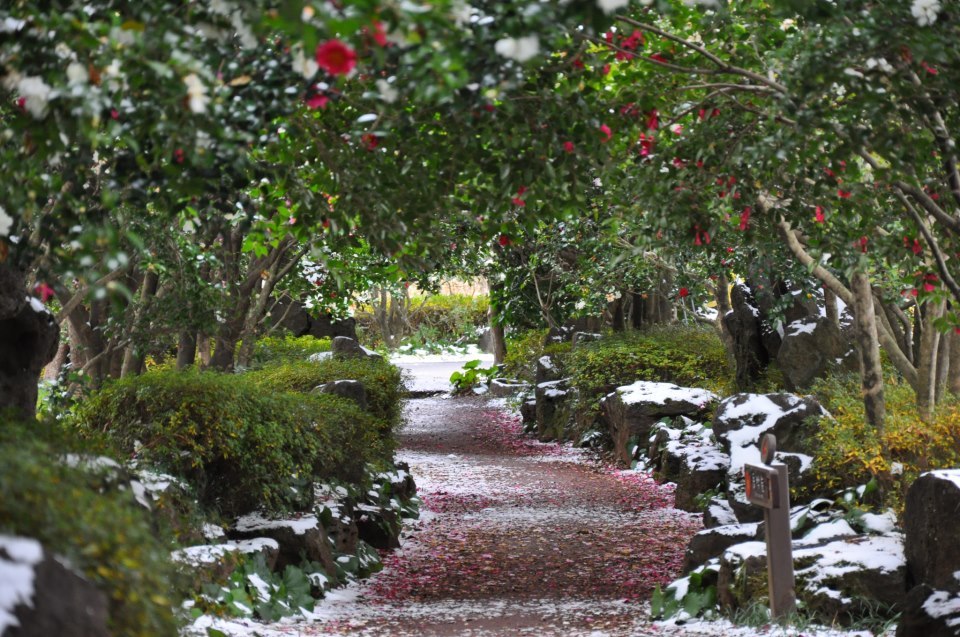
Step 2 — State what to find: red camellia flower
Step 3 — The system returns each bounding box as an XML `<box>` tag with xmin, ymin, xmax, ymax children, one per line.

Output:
<box><xmin>837</xmin><ymin>189</ymin><xmax>851</xmax><ymax>199</ymax></box>
<box><xmin>815</xmin><ymin>206</ymin><xmax>825</xmax><ymax>223</ymax></box>
<box><xmin>361</xmin><ymin>133</ymin><xmax>379</xmax><ymax>150</ymax></box>
<box><xmin>921</xmin><ymin>61</ymin><xmax>938</xmax><ymax>75</ymax></box>
<box><xmin>739</xmin><ymin>207</ymin><xmax>751</xmax><ymax>231</ymax></box>
<box><xmin>305</xmin><ymin>93</ymin><xmax>329</xmax><ymax>110</ymax></box>
<box><xmin>650</xmin><ymin>53</ymin><xmax>667</xmax><ymax>63</ymax></box>
<box><xmin>599</xmin><ymin>124</ymin><xmax>612</xmax><ymax>143</ymax></box>
<box><xmin>645</xmin><ymin>109</ymin><xmax>658</xmax><ymax>131</ymax></box>
<box><xmin>857</xmin><ymin>236</ymin><xmax>868</xmax><ymax>253</ymax></box>
<box><xmin>370</xmin><ymin>21</ymin><xmax>388</xmax><ymax>47</ymax></box>
<box><xmin>315</xmin><ymin>39</ymin><xmax>357</xmax><ymax>76</ymax></box>
<box><xmin>679</xmin><ymin>287</ymin><xmax>689</xmax><ymax>298</ymax></box>
<box><xmin>638</xmin><ymin>133</ymin><xmax>653</xmax><ymax>156</ymax></box>
<box><xmin>110</xmin><ymin>108</ymin><xmax>119</xmax><ymax>120</ymax></box>
<box><xmin>173</xmin><ymin>148</ymin><xmax>185</xmax><ymax>164</ymax></box>
<box><xmin>512</xmin><ymin>185</ymin><xmax>527</xmax><ymax>206</ymax></box>
<box><xmin>563</xmin><ymin>141</ymin><xmax>575</xmax><ymax>154</ymax></box>
<box><xmin>602</xmin><ymin>63</ymin><xmax>611</xmax><ymax>75</ymax></box>
<box><xmin>34</xmin><ymin>283</ymin><xmax>55</xmax><ymax>303</ymax></box>
<box><xmin>498</xmin><ymin>234</ymin><xmax>510</xmax><ymax>247</ymax></box>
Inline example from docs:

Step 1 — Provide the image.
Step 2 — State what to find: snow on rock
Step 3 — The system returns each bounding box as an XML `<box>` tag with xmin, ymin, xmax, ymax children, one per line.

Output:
<box><xmin>171</xmin><ymin>538</ymin><xmax>280</xmax><ymax>567</ymax></box>
<box><xmin>234</xmin><ymin>512</ymin><xmax>319</xmax><ymax>536</ymax></box>
<box><xmin>860</xmin><ymin>510</ymin><xmax>898</xmax><ymax>535</ymax></box>
<box><xmin>802</xmin><ymin>519</ymin><xmax>857</xmax><ymax>543</ymax></box>
<box><xmin>616</xmin><ymin>381</ymin><xmax>717</xmax><ymax>410</ymax></box>
<box><xmin>0</xmin><ymin>535</ymin><xmax>42</xmax><ymax>634</ymax></box>
<box><xmin>785</xmin><ymin>318</ymin><xmax>819</xmax><ymax>337</ymax></box>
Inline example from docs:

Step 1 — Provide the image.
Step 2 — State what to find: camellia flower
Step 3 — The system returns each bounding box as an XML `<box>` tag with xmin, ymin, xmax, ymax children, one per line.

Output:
<box><xmin>0</xmin><ymin>205</ymin><xmax>12</xmax><ymax>236</ymax></box>
<box><xmin>739</xmin><ymin>207</ymin><xmax>751</xmax><ymax>231</ymax></box>
<box><xmin>599</xmin><ymin>124</ymin><xmax>612</xmax><ymax>143</ymax></box>
<box><xmin>512</xmin><ymin>186</ymin><xmax>527</xmax><ymax>207</ymax></box>
<box><xmin>494</xmin><ymin>35</ymin><xmax>540</xmax><ymax>63</ymax></box>
<box><xmin>315</xmin><ymin>39</ymin><xmax>357</xmax><ymax>76</ymax></box>
<box><xmin>498</xmin><ymin>234</ymin><xmax>511</xmax><ymax>247</ymax></box>
<box><xmin>837</xmin><ymin>189</ymin><xmax>851</xmax><ymax>199</ymax></box>
<box><xmin>814</xmin><ymin>206</ymin><xmax>825</xmax><ymax>223</ymax></box>
<box><xmin>305</xmin><ymin>93</ymin><xmax>329</xmax><ymax>109</ymax></box>
<box><xmin>183</xmin><ymin>73</ymin><xmax>209</xmax><ymax>114</ymax></box>
<box><xmin>563</xmin><ymin>141</ymin><xmax>575</xmax><ymax>154</ymax></box>
<box><xmin>679</xmin><ymin>287</ymin><xmax>690</xmax><ymax>298</ymax></box>
<box><xmin>13</xmin><ymin>75</ymin><xmax>52</xmax><ymax>119</ymax></box>
<box><xmin>34</xmin><ymin>282</ymin><xmax>55</xmax><ymax>302</ymax></box>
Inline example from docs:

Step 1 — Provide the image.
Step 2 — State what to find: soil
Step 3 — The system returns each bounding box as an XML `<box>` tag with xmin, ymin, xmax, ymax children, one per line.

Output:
<box><xmin>302</xmin><ymin>395</ymin><xmax>703</xmax><ymax>636</ymax></box>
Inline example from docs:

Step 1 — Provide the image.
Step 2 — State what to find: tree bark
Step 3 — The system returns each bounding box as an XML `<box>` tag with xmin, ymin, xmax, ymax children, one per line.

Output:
<box><xmin>176</xmin><ymin>331</ymin><xmax>198</xmax><ymax>370</ymax></box>
<box><xmin>823</xmin><ymin>286</ymin><xmax>839</xmax><ymax>330</ymax></box>
<box><xmin>0</xmin><ymin>263</ymin><xmax>60</xmax><ymax>419</ymax></box>
<box><xmin>950</xmin><ymin>330</ymin><xmax>960</xmax><ymax>396</ymax></box>
<box><xmin>121</xmin><ymin>269</ymin><xmax>159</xmax><ymax>377</ymax></box>
<box><xmin>851</xmin><ymin>271</ymin><xmax>886</xmax><ymax>432</ymax></box>
<box><xmin>916</xmin><ymin>299</ymin><xmax>946</xmax><ymax>422</ymax></box>
<box><xmin>488</xmin><ymin>280</ymin><xmax>507</xmax><ymax>365</ymax></box>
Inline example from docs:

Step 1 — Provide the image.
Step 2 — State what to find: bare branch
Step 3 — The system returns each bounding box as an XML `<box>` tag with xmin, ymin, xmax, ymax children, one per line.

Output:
<box><xmin>893</xmin><ymin>180</ymin><xmax>960</xmax><ymax>233</ymax></box>
<box><xmin>895</xmin><ymin>189</ymin><xmax>960</xmax><ymax>303</ymax></box>
<box><xmin>55</xmin><ymin>266</ymin><xmax>130</xmax><ymax>324</ymax></box>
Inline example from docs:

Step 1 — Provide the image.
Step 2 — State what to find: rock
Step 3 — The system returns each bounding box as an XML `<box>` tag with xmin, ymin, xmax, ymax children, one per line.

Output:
<box><xmin>648</xmin><ymin>421</ymin><xmax>730</xmax><ymax>512</ymax></box>
<box><xmin>0</xmin><ymin>535</ymin><xmax>109</xmax><ymax>637</ymax></box>
<box><xmin>897</xmin><ymin>584</ymin><xmax>960</xmax><ymax>637</ymax></box>
<box><xmin>383</xmin><ymin>462</ymin><xmax>417</xmax><ymax>501</ymax></box>
<box><xmin>571</xmin><ymin>332</ymin><xmax>602</xmax><ymax>347</ymax></box>
<box><xmin>488</xmin><ymin>378</ymin><xmax>532</xmax><ymax>398</ymax></box>
<box><xmin>712</xmin><ymin>392</ymin><xmax>823</xmax><ymax>521</ymax></box>
<box><xmin>331</xmin><ymin>336</ymin><xmax>382</xmax><ymax>361</ymax></box>
<box><xmin>477</xmin><ymin>328</ymin><xmax>494</xmax><ymax>354</ymax></box>
<box><xmin>536</xmin><ymin>355</ymin><xmax>562</xmax><ymax>385</ymax></box>
<box><xmin>603</xmin><ymin>381</ymin><xmax>717</xmax><ymax>465</ymax></box>
<box><xmin>904</xmin><ymin>470</ymin><xmax>960</xmax><ymax>592</ymax></box>
<box><xmin>313</xmin><ymin>379</ymin><xmax>368</xmax><ymax>411</ymax></box>
<box><xmin>718</xmin><ymin>534</ymin><xmax>907</xmax><ymax>620</ymax></box>
<box><xmin>777</xmin><ymin>316</ymin><xmax>851</xmax><ymax>390</ymax></box>
<box><xmin>355</xmin><ymin>506</ymin><xmax>401</xmax><ymax>550</ymax></box>
<box><xmin>308</xmin><ymin>314</ymin><xmax>358</xmax><ymax>341</ymax></box>
<box><xmin>703</xmin><ymin>497</ymin><xmax>738</xmax><ymax>528</ymax></box>
<box><xmin>269</xmin><ymin>297</ymin><xmax>312</xmax><ymax>336</ymax></box>
<box><xmin>231</xmin><ymin>513</ymin><xmax>336</xmax><ymax>575</ymax></box>
<box><xmin>722</xmin><ymin>283</ymin><xmax>770</xmax><ymax>391</ymax></box>
<box><xmin>326</xmin><ymin>513</ymin><xmax>360</xmax><ymax>555</ymax></box>
<box><xmin>171</xmin><ymin>537</ymin><xmax>280</xmax><ymax>585</ymax></box>
<box><xmin>535</xmin><ymin>379</ymin><xmax>573</xmax><ymax>442</ymax></box>
<box><xmin>683</xmin><ymin>523</ymin><xmax>760</xmax><ymax>574</ymax></box>
<box><xmin>520</xmin><ymin>397</ymin><xmax>537</xmax><ymax>426</ymax></box>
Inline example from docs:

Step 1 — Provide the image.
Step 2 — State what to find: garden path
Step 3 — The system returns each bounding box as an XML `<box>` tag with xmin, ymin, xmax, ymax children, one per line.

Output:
<box><xmin>302</xmin><ymin>394</ymin><xmax>703</xmax><ymax>636</ymax></box>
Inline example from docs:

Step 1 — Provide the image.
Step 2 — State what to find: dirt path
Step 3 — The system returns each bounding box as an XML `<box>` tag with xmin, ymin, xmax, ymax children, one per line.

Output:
<box><xmin>301</xmin><ymin>396</ymin><xmax>703</xmax><ymax>636</ymax></box>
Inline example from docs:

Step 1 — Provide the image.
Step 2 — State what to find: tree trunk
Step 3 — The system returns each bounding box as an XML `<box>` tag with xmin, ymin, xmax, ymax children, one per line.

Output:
<box><xmin>916</xmin><ymin>299</ymin><xmax>945</xmax><ymax>422</ymax></box>
<box><xmin>0</xmin><ymin>263</ymin><xmax>60</xmax><ymax>419</ymax></box>
<box><xmin>823</xmin><ymin>286</ymin><xmax>839</xmax><ymax>330</ymax></box>
<box><xmin>851</xmin><ymin>272</ymin><xmax>885</xmax><ymax>432</ymax></box>
<box><xmin>950</xmin><ymin>330</ymin><xmax>960</xmax><ymax>396</ymax></box>
<box><xmin>488</xmin><ymin>281</ymin><xmax>507</xmax><ymax>365</ymax></box>
<box><xmin>121</xmin><ymin>269</ymin><xmax>159</xmax><ymax>377</ymax></box>
<box><xmin>935</xmin><ymin>324</ymin><xmax>951</xmax><ymax>404</ymax></box>
<box><xmin>176</xmin><ymin>331</ymin><xmax>198</xmax><ymax>370</ymax></box>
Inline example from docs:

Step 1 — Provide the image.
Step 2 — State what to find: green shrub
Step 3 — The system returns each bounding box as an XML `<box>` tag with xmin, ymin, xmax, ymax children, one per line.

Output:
<box><xmin>0</xmin><ymin>418</ymin><xmax>179</xmax><ymax>637</ymax></box>
<box><xmin>250</xmin><ymin>335</ymin><xmax>332</xmax><ymax>368</ymax></box>
<box><xmin>72</xmin><ymin>369</ymin><xmax>386</xmax><ymax>516</ymax></box>
<box><xmin>565</xmin><ymin>326</ymin><xmax>732</xmax><ymax>402</ymax></box>
<box><xmin>502</xmin><ymin>328</ymin><xmax>550</xmax><ymax>381</ymax></box>
<box><xmin>248</xmin><ymin>357</ymin><xmax>405</xmax><ymax>435</ymax></box>
<box><xmin>810</xmin><ymin>372</ymin><xmax>960</xmax><ymax>512</ymax></box>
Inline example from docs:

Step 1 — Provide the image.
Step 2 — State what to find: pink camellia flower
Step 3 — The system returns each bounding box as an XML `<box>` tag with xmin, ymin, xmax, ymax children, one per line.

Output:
<box><xmin>315</xmin><ymin>40</ymin><xmax>357</xmax><ymax>76</ymax></box>
<box><xmin>34</xmin><ymin>282</ymin><xmax>55</xmax><ymax>303</ymax></box>
<box><xmin>563</xmin><ymin>141</ymin><xmax>575</xmax><ymax>154</ymax></box>
<box><xmin>814</xmin><ymin>206</ymin><xmax>825</xmax><ymax>223</ymax></box>
<box><xmin>305</xmin><ymin>93</ymin><xmax>329</xmax><ymax>109</ymax></box>
<box><xmin>599</xmin><ymin>124</ymin><xmax>612</xmax><ymax>143</ymax></box>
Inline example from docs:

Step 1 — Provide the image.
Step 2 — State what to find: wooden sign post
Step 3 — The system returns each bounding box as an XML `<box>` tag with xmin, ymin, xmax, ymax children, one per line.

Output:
<box><xmin>743</xmin><ymin>433</ymin><xmax>796</xmax><ymax>619</ymax></box>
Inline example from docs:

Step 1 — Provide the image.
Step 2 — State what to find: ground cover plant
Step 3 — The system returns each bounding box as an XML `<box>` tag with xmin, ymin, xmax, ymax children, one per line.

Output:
<box><xmin>249</xmin><ymin>335</ymin><xmax>332</xmax><ymax>368</ymax></box>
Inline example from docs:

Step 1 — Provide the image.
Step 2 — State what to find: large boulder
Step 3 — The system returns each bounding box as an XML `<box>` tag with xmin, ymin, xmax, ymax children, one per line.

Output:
<box><xmin>603</xmin><ymin>381</ymin><xmax>717</xmax><ymax>465</ymax></box>
<box><xmin>648</xmin><ymin>421</ymin><xmax>730</xmax><ymax>512</ymax></box>
<box><xmin>171</xmin><ymin>537</ymin><xmax>280</xmax><ymax>587</ymax></box>
<box><xmin>313</xmin><ymin>379</ymin><xmax>368</xmax><ymax>411</ymax></box>
<box><xmin>571</xmin><ymin>332</ymin><xmax>602</xmax><ymax>347</ymax></box>
<box><xmin>308</xmin><ymin>314</ymin><xmax>358</xmax><ymax>341</ymax></box>
<box><xmin>535</xmin><ymin>355</ymin><xmax>562</xmax><ymax>385</ymax></box>
<box><xmin>355</xmin><ymin>505</ymin><xmax>401</xmax><ymax>550</ymax></box>
<box><xmin>0</xmin><ymin>279</ymin><xmax>60</xmax><ymax>419</ymax></box>
<box><xmin>713</xmin><ymin>393</ymin><xmax>823</xmax><ymax>520</ymax></box>
<box><xmin>535</xmin><ymin>379</ymin><xmax>573</xmax><ymax>442</ymax></box>
<box><xmin>488</xmin><ymin>378</ymin><xmax>532</xmax><ymax>398</ymax></box>
<box><xmin>0</xmin><ymin>535</ymin><xmax>109</xmax><ymax>637</ymax></box>
<box><xmin>777</xmin><ymin>316</ymin><xmax>852</xmax><ymax>391</ymax></box>
<box><xmin>231</xmin><ymin>513</ymin><xmax>336</xmax><ymax>575</ymax></box>
<box><xmin>897</xmin><ymin>584</ymin><xmax>960</xmax><ymax>637</ymax></box>
<box><xmin>683</xmin><ymin>523</ymin><xmax>760</xmax><ymax>574</ymax></box>
<box><xmin>331</xmin><ymin>336</ymin><xmax>382</xmax><ymax>361</ymax></box>
<box><xmin>904</xmin><ymin>470</ymin><xmax>960</xmax><ymax>593</ymax></box>
<box><xmin>718</xmin><ymin>533</ymin><xmax>907</xmax><ymax>621</ymax></box>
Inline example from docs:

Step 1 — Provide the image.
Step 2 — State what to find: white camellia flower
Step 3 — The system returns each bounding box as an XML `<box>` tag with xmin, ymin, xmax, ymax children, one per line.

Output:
<box><xmin>66</xmin><ymin>62</ymin><xmax>89</xmax><ymax>86</ymax></box>
<box><xmin>0</xmin><ymin>205</ymin><xmax>12</xmax><ymax>237</ymax></box>
<box><xmin>376</xmin><ymin>79</ymin><xmax>398</xmax><ymax>104</ymax></box>
<box><xmin>597</xmin><ymin>0</ymin><xmax>630</xmax><ymax>13</ymax></box>
<box><xmin>183</xmin><ymin>73</ymin><xmax>209</xmax><ymax>114</ymax></box>
<box><xmin>494</xmin><ymin>35</ymin><xmax>540</xmax><ymax>63</ymax></box>
<box><xmin>911</xmin><ymin>0</ymin><xmax>941</xmax><ymax>26</ymax></box>
<box><xmin>17</xmin><ymin>76</ymin><xmax>53</xmax><ymax>118</ymax></box>
<box><xmin>291</xmin><ymin>46</ymin><xmax>318</xmax><ymax>80</ymax></box>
